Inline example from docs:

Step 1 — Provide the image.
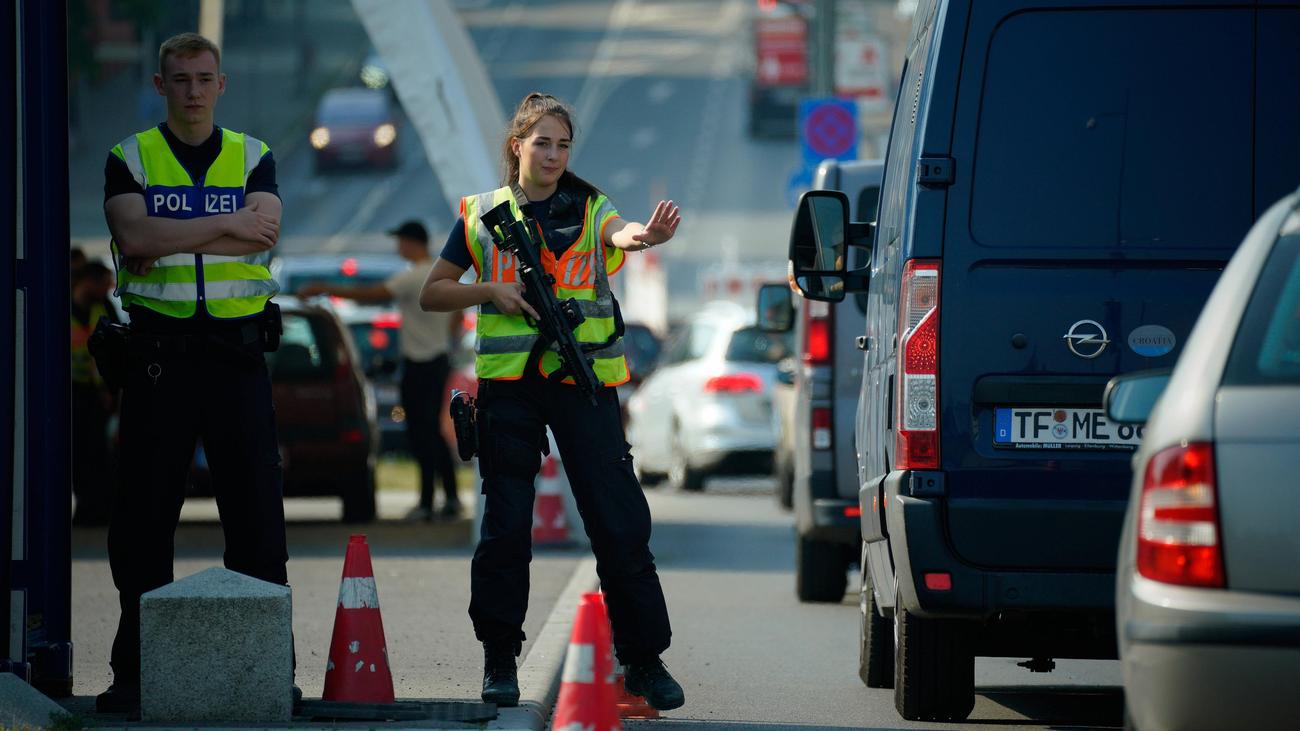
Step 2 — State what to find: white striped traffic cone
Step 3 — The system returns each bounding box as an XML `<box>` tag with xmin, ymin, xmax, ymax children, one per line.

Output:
<box><xmin>322</xmin><ymin>534</ymin><xmax>395</xmax><ymax>702</ymax></box>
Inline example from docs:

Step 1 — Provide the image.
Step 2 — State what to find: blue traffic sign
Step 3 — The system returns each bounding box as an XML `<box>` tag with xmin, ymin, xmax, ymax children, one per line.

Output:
<box><xmin>799</xmin><ymin>98</ymin><xmax>858</xmax><ymax>166</ymax></box>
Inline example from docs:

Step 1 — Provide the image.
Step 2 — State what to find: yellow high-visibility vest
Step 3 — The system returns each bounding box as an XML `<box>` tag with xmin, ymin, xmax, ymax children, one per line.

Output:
<box><xmin>71</xmin><ymin>302</ymin><xmax>110</xmax><ymax>386</ymax></box>
<box><xmin>109</xmin><ymin>126</ymin><xmax>278</xmax><ymax>319</ymax></box>
<box><xmin>462</xmin><ymin>186</ymin><xmax>629</xmax><ymax>386</ymax></box>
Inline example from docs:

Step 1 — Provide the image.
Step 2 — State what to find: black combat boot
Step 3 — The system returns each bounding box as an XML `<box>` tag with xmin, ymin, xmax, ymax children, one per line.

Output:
<box><xmin>623</xmin><ymin>657</ymin><xmax>685</xmax><ymax>711</ymax></box>
<box><xmin>95</xmin><ymin>682</ymin><xmax>141</xmax><ymax>715</ymax></box>
<box><xmin>481</xmin><ymin>641</ymin><xmax>520</xmax><ymax>707</ymax></box>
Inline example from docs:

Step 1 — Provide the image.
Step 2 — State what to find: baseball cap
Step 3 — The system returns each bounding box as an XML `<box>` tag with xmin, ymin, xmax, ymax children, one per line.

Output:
<box><xmin>387</xmin><ymin>220</ymin><xmax>429</xmax><ymax>243</ymax></box>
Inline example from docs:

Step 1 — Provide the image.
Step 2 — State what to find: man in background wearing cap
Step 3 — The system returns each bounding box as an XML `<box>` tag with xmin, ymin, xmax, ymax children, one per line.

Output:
<box><xmin>298</xmin><ymin>220</ymin><xmax>463</xmax><ymax>519</ymax></box>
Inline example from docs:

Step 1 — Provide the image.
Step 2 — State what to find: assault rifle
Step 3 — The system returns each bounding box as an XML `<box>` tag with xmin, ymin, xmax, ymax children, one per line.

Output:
<box><xmin>480</xmin><ymin>200</ymin><xmax>616</xmax><ymax>404</ymax></box>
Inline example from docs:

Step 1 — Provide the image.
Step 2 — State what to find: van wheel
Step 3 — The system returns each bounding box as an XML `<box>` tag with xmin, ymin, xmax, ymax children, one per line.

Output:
<box><xmin>796</xmin><ymin>536</ymin><xmax>848</xmax><ymax>602</ymax></box>
<box><xmin>893</xmin><ymin>589</ymin><xmax>975</xmax><ymax>721</ymax></box>
<box><xmin>859</xmin><ymin>543</ymin><xmax>894</xmax><ymax>688</ymax></box>
<box><xmin>342</xmin><ymin>468</ymin><xmax>377</xmax><ymax>523</ymax></box>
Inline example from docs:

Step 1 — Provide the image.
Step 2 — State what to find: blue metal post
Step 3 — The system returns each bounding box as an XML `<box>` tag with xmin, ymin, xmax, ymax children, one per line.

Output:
<box><xmin>12</xmin><ymin>0</ymin><xmax>74</xmax><ymax>695</ymax></box>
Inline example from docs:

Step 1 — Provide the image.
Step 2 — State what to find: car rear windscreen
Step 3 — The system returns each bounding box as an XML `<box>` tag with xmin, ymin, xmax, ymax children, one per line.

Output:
<box><xmin>726</xmin><ymin>326</ymin><xmax>794</xmax><ymax>364</ymax></box>
<box><xmin>349</xmin><ymin>322</ymin><xmax>401</xmax><ymax>375</ymax></box>
<box><xmin>268</xmin><ymin>314</ymin><xmax>332</xmax><ymax>380</ymax></box>
<box><xmin>1224</xmin><ymin>229</ymin><xmax>1300</xmax><ymax>386</ymax></box>
<box><xmin>971</xmin><ymin>9</ymin><xmax>1252</xmax><ymax>251</ymax></box>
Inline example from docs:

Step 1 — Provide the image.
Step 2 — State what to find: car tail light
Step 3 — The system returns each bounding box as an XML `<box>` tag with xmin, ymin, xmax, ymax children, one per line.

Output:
<box><xmin>703</xmin><ymin>373</ymin><xmax>763</xmax><ymax>393</ymax></box>
<box><xmin>340</xmin><ymin>257</ymin><xmax>359</xmax><ymax>277</ymax></box>
<box><xmin>341</xmin><ymin>428</ymin><xmax>364</xmax><ymax>444</ymax></box>
<box><xmin>812</xmin><ymin>406</ymin><xmax>832</xmax><ymax>450</ymax></box>
<box><xmin>373</xmin><ymin>312</ymin><xmax>401</xmax><ymax>329</ymax></box>
<box><xmin>1137</xmin><ymin>443</ymin><xmax>1225</xmax><ymax>588</ymax></box>
<box><xmin>803</xmin><ymin>300</ymin><xmax>833</xmax><ymax>365</ymax></box>
<box><xmin>895</xmin><ymin>260</ymin><xmax>940</xmax><ymax>470</ymax></box>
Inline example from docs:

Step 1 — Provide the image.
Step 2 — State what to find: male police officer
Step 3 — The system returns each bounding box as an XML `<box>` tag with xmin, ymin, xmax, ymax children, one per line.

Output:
<box><xmin>97</xmin><ymin>32</ymin><xmax>288</xmax><ymax>713</ymax></box>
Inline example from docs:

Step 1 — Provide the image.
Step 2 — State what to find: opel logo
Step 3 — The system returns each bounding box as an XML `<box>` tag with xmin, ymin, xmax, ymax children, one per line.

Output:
<box><xmin>1063</xmin><ymin>320</ymin><xmax>1110</xmax><ymax>359</ymax></box>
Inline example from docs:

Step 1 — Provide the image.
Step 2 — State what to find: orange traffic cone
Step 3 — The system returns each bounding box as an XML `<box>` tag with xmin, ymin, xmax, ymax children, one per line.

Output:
<box><xmin>552</xmin><ymin>592</ymin><xmax>620</xmax><ymax>731</ymax></box>
<box><xmin>322</xmin><ymin>534</ymin><xmax>395</xmax><ymax>703</ymax></box>
<box><xmin>533</xmin><ymin>453</ymin><xmax>571</xmax><ymax>545</ymax></box>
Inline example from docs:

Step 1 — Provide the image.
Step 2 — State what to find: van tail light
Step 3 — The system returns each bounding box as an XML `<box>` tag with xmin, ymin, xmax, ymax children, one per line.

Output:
<box><xmin>812</xmin><ymin>406</ymin><xmax>832</xmax><ymax>450</ymax></box>
<box><xmin>703</xmin><ymin>373</ymin><xmax>763</xmax><ymax>394</ymax></box>
<box><xmin>1137</xmin><ymin>443</ymin><xmax>1225</xmax><ymax>588</ymax></box>
<box><xmin>895</xmin><ymin>260</ymin><xmax>940</xmax><ymax>470</ymax></box>
<box><xmin>803</xmin><ymin>300</ymin><xmax>833</xmax><ymax>365</ymax></box>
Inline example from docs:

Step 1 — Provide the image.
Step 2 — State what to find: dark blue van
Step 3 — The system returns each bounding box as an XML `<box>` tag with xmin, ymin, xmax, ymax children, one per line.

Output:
<box><xmin>788</xmin><ymin>0</ymin><xmax>1300</xmax><ymax>722</ymax></box>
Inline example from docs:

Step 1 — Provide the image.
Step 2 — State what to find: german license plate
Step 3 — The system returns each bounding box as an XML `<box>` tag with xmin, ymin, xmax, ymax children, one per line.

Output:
<box><xmin>994</xmin><ymin>407</ymin><xmax>1142</xmax><ymax>450</ymax></box>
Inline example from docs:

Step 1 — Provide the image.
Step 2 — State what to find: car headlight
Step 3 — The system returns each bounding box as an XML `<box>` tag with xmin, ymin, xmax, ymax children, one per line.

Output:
<box><xmin>309</xmin><ymin>126</ymin><xmax>330</xmax><ymax>150</ymax></box>
<box><xmin>373</xmin><ymin>123</ymin><xmax>397</xmax><ymax>148</ymax></box>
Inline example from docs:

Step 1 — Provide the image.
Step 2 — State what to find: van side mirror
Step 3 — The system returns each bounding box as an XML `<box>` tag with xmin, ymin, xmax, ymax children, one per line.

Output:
<box><xmin>756</xmin><ymin>283</ymin><xmax>794</xmax><ymax>333</ymax></box>
<box><xmin>787</xmin><ymin>190</ymin><xmax>873</xmax><ymax>302</ymax></box>
<box><xmin>1103</xmin><ymin>370</ymin><xmax>1172</xmax><ymax>424</ymax></box>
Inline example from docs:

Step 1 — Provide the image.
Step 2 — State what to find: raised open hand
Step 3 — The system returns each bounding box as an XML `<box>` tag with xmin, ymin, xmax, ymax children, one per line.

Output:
<box><xmin>632</xmin><ymin>200</ymin><xmax>682</xmax><ymax>247</ymax></box>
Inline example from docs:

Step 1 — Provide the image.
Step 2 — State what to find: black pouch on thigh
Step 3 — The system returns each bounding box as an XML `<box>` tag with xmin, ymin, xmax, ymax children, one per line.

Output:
<box><xmin>478</xmin><ymin>418</ymin><xmax>544</xmax><ymax>490</ymax></box>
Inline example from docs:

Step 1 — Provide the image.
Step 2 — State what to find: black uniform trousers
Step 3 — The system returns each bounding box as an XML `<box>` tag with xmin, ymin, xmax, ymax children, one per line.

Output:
<box><xmin>71</xmin><ymin>381</ymin><xmax>114</xmax><ymax>525</ymax></box>
<box><xmin>469</xmin><ymin>366</ymin><xmax>671</xmax><ymax>664</ymax></box>
<box><xmin>108</xmin><ymin>329</ymin><xmax>288</xmax><ymax>686</ymax></box>
<box><xmin>401</xmin><ymin>355</ymin><xmax>459</xmax><ymax>511</ymax></box>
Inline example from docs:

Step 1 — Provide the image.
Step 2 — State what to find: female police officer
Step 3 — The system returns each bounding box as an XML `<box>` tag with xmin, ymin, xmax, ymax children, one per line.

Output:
<box><xmin>419</xmin><ymin>93</ymin><xmax>683</xmax><ymax>710</ymax></box>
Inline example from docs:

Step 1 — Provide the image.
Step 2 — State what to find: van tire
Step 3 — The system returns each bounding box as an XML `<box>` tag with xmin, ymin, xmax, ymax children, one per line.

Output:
<box><xmin>859</xmin><ymin>545</ymin><xmax>894</xmax><ymax>688</ymax></box>
<box><xmin>796</xmin><ymin>536</ymin><xmax>847</xmax><ymax>602</ymax></box>
<box><xmin>893</xmin><ymin>591</ymin><xmax>975</xmax><ymax>721</ymax></box>
<box><xmin>342</xmin><ymin>468</ymin><xmax>377</xmax><ymax>524</ymax></box>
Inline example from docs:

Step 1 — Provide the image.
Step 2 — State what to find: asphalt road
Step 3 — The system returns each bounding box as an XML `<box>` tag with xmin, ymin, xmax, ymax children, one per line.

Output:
<box><xmin>68</xmin><ymin>491</ymin><xmax>588</xmax><ymax>705</ymax></box>
<box><xmin>636</xmin><ymin>480</ymin><xmax>1124</xmax><ymax>731</ymax></box>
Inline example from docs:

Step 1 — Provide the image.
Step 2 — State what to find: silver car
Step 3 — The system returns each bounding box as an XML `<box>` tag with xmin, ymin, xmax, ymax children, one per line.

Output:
<box><xmin>1106</xmin><ymin>189</ymin><xmax>1300</xmax><ymax>731</ymax></box>
<box><xmin>627</xmin><ymin>301</ymin><xmax>793</xmax><ymax>491</ymax></box>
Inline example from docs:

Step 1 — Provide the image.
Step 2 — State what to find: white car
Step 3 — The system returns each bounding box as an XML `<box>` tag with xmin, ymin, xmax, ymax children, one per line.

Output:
<box><xmin>627</xmin><ymin>301</ymin><xmax>793</xmax><ymax>491</ymax></box>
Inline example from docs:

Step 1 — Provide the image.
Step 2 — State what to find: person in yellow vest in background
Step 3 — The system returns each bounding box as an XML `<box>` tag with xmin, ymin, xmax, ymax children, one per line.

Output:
<box><xmin>420</xmin><ymin>92</ymin><xmax>685</xmax><ymax>711</ymax></box>
<box><xmin>96</xmin><ymin>32</ymin><xmax>291</xmax><ymax>715</ymax></box>
<box><xmin>71</xmin><ymin>260</ymin><xmax>119</xmax><ymax>527</ymax></box>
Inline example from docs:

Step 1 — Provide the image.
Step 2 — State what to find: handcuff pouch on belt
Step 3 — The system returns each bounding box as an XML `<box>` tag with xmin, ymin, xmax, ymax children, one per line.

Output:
<box><xmin>449</xmin><ymin>390</ymin><xmax>478</xmax><ymax>461</ymax></box>
<box><xmin>87</xmin><ymin>319</ymin><xmax>130</xmax><ymax>391</ymax></box>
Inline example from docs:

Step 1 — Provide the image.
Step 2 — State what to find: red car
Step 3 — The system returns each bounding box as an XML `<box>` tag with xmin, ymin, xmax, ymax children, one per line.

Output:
<box><xmin>192</xmin><ymin>297</ymin><xmax>379</xmax><ymax>522</ymax></box>
<box><xmin>309</xmin><ymin>87</ymin><xmax>398</xmax><ymax>171</ymax></box>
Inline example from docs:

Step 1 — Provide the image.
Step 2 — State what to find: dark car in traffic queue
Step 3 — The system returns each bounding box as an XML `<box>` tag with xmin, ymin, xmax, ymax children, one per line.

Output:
<box><xmin>272</xmin><ymin>254</ymin><xmax>409</xmax><ymax>453</ymax></box>
<box><xmin>784</xmin><ymin>0</ymin><xmax>1300</xmax><ymax>722</ymax></box>
<box><xmin>191</xmin><ymin>296</ymin><xmax>379</xmax><ymax>523</ymax></box>
<box><xmin>759</xmin><ymin>159</ymin><xmax>883</xmax><ymax>601</ymax></box>
<box><xmin>309</xmin><ymin>87</ymin><xmax>399</xmax><ymax>172</ymax></box>
<box><xmin>616</xmin><ymin>321</ymin><xmax>664</xmax><ymax>428</ymax></box>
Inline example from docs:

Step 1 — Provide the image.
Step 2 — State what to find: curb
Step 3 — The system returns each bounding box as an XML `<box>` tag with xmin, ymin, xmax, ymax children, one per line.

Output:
<box><xmin>490</xmin><ymin>558</ymin><xmax>599</xmax><ymax>731</ymax></box>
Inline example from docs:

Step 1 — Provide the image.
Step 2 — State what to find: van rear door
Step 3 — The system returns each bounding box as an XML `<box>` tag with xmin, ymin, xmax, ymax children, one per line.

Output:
<box><xmin>936</xmin><ymin>3</ymin><xmax>1256</xmax><ymax>571</ymax></box>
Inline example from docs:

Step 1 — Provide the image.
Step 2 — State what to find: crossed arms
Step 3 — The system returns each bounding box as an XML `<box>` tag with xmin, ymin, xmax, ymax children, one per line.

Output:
<box><xmin>105</xmin><ymin>191</ymin><xmax>282</xmax><ymax>274</ymax></box>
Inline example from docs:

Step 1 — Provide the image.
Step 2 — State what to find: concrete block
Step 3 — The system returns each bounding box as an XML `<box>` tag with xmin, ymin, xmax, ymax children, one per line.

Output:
<box><xmin>140</xmin><ymin>567</ymin><xmax>293</xmax><ymax>722</ymax></box>
<box><xmin>0</xmin><ymin>673</ymin><xmax>69</xmax><ymax>729</ymax></box>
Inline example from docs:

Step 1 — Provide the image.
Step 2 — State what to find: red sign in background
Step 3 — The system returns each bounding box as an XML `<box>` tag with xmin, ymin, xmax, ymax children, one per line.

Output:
<box><xmin>754</xmin><ymin>16</ymin><xmax>808</xmax><ymax>86</ymax></box>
